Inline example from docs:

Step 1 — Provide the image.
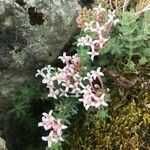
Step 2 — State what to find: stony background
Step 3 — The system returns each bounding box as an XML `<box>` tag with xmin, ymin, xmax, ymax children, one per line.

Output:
<box><xmin>0</xmin><ymin>0</ymin><xmax>81</xmax><ymax>146</ymax></box>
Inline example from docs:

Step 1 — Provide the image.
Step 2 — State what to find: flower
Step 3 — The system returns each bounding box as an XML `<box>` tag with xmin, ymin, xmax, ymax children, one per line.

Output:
<box><xmin>108</xmin><ymin>10</ymin><xmax>119</xmax><ymax>25</ymax></box>
<box><xmin>79</xmin><ymin>85</ymin><xmax>108</xmax><ymax>110</ymax></box>
<box><xmin>58</xmin><ymin>52</ymin><xmax>71</xmax><ymax>64</ymax></box>
<box><xmin>84</xmin><ymin>21</ymin><xmax>94</xmax><ymax>32</ymax></box>
<box><xmin>94</xmin><ymin>93</ymin><xmax>108</xmax><ymax>108</ymax></box>
<box><xmin>48</xmin><ymin>89</ymin><xmax>59</xmax><ymax>99</ymax></box>
<box><xmin>38</xmin><ymin>110</ymin><xmax>55</xmax><ymax>130</ymax></box>
<box><xmin>39</xmin><ymin>110</ymin><xmax>67</xmax><ymax>148</ymax></box>
<box><xmin>42</xmin><ymin>130</ymin><xmax>64</xmax><ymax>148</ymax></box>
<box><xmin>52</xmin><ymin>119</ymin><xmax>67</xmax><ymax>132</ymax></box>
<box><xmin>87</xmin><ymin>50</ymin><xmax>99</xmax><ymax>61</ymax></box>
<box><xmin>35</xmin><ymin>65</ymin><xmax>55</xmax><ymax>78</ymax></box>
<box><xmin>90</xmin><ymin>67</ymin><xmax>104</xmax><ymax>80</ymax></box>
<box><xmin>62</xmin><ymin>81</ymin><xmax>74</xmax><ymax>93</ymax></box>
<box><xmin>93</xmin><ymin>3</ymin><xmax>106</xmax><ymax>14</ymax></box>
<box><xmin>93</xmin><ymin>36</ymin><xmax>109</xmax><ymax>49</ymax></box>
<box><xmin>90</xmin><ymin>22</ymin><xmax>104</xmax><ymax>34</ymax></box>
<box><xmin>59</xmin><ymin>88</ymin><xmax>68</xmax><ymax>97</ymax></box>
<box><xmin>79</xmin><ymin>86</ymin><xmax>96</xmax><ymax>110</ymax></box>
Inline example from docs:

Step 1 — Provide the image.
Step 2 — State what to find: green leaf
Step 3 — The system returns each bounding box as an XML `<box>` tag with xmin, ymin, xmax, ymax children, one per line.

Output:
<box><xmin>139</xmin><ymin>57</ymin><xmax>148</xmax><ymax>65</ymax></box>
<box><xmin>97</xmin><ymin>107</ymin><xmax>109</xmax><ymax>121</ymax></box>
<box><xmin>127</xmin><ymin>61</ymin><xmax>136</xmax><ymax>70</ymax></box>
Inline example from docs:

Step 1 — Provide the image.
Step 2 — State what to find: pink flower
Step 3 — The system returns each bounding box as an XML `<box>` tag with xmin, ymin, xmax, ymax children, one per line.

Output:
<box><xmin>90</xmin><ymin>67</ymin><xmax>104</xmax><ymax>80</ymax></box>
<box><xmin>58</xmin><ymin>52</ymin><xmax>71</xmax><ymax>64</ymax></box>
<box><xmin>77</xmin><ymin>35</ymin><xmax>95</xmax><ymax>51</ymax></box>
<box><xmin>39</xmin><ymin>110</ymin><xmax>67</xmax><ymax>148</ymax></box>
<box><xmin>90</xmin><ymin>22</ymin><xmax>104</xmax><ymax>34</ymax></box>
<box><xmin>93</xmin><ymin>93</ymin><xmax>108</xmax><ymax>108</ymax></box>
<box><xmin>94</xmin><ymin>36</ymin><xmax>109</xmax><ymax>49</ymax></box>
<box><xmin>42</xmin><ymin>130</ymin><xmax>64</xmax><ymax>148</ymax></box>
<box><xmin>79</xmin><ymin>86</ymin><xmax>95</xmax><ymax>110</ymax></box>
<box><xmin>38</xmin><ymin>110</ymin><xmax>55</xmax><ymax>130</ymax></box>
<box><xmin>52</xmin><ymin>119</ymin><xmax>67</xmax><ymax>132</ymax></box>
<box><xmin>79</xmin><ymin>86</ymin><xmax>108</xmax><ymax>110</ymax></box>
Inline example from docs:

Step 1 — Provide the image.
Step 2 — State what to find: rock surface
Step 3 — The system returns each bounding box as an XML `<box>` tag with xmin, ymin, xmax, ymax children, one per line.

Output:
<box><xmin>0</xmin><ymin>0</ymin><xmax>80</xmax><ymax>137</ymax></box>
<box><xmin>0</xmin><ymin>137</ymin><xmax>7</xmax><ymax>150</ymax></box>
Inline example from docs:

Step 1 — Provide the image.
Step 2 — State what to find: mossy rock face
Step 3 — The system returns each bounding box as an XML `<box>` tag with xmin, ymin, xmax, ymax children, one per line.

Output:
<box><xmin>64</xmin><ymin>92</ymin><xmax>150</xmax><ymax>150</ymax></box>
<box><xmin>0</xmin><ymin>0</ymin><xmax>80</xmax><ymax>141</ymax></box>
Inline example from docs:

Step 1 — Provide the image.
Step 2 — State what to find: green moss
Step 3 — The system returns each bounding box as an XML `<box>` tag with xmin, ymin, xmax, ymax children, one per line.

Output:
<box><xmin>64</xmin><ymin>92</ymin><xmax>150</xmax><ymax>150</ymax></box>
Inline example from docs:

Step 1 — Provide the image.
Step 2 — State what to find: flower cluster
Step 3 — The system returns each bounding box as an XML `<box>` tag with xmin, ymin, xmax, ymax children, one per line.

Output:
<box><xmin>36</xmin><ymin>4</ymin><xmax>114</xmax><ymax>148</ymax></box>
<box><xmin>76</xmin><ymin>4</ymin><xmax>119</xmax><ymax>60</ymax></box>
<box><xmin>38</xmin><ymin>110</ymin><xmax>67</xmax><ymax>147</ymax></box>
<box><xmin>36</xmin><ymin>53</ymin><xmax>108</xmax><ymax>110</ymax></box>
<box><xmin>36</xmin><ymin>53</ymin><xmax>83</xmax><ymax>99</ymax></box>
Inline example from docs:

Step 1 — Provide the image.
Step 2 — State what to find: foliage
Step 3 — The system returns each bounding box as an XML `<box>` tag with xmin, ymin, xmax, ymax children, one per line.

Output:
<box><xmin>35</xmin><ymin>2</ymin><xmax>150</xmax><ymax>149</ymax></box>
<box><xmin>63</xmin><ymin>92</ymin><xmax>150</xmax><ymax>150</ymax></box>
<box><xmin>99</xmin><ymin>10</ymin><xmax>150</xmax><ymax>71</ymax></box>
<box><xmin>7</xmin><ymin>83</ymin><xmax>49</xmax><ymax>150</ymax></box>
<box><xmin>36</xmin><ymin>4</ymin><xmax>118</xmax><ymax>148</ymax></box>
<box><xmin>7</xmin><ymin>2</ymin><xmax>150</xmax><ymax>149</ymax></box>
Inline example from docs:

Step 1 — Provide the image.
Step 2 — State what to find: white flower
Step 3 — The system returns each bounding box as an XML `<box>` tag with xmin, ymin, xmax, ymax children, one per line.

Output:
<box><xmin>90</xmin><ymin>22</ymin><xmax>104</xmax><ymax>34</ymax></box>
<box><xmin>48</xmin><ymin>89</ymin><xmax>59</xmax><ymax>99</ymax></box>
<box><xmin>108</xmin><ymin>10</ymin><xmax>119</xmax><ymax>25</ymax></box>
<box><xmin>77</xmin><ymin>37</ymin><xmax>86</xmax><ymax>47</ymax></box>
<box><xmin>62</xmin><ymin>81</ymin><xmax>74</xmax><ymax>93</ymax></box>
<box><xmin>35</xmin><ymin>65</ymin><xmax>55</xmax><ymax>77</ymax></box>
<box><xmin>77</xmin><ymin>35</ymin><xmax>94</xmax><ymax>49</ymax></box>
<box><xmin>38</xmin><ymin>110</ymin><xmax>55</xmax><ymax>130</ymax></box>
<box><xmin>84</xmin><ymin>72</ymin><xmax>92</xmax><ymax>81</ymax></box>
<box><xmin>94</xmin><ymin>93</ymin><xmax>108</xmax><ymax>108</ymax></box>
<box><xmin>59</xmin><ymin>88</ymin><xmax>68</xmax><ymax>97</ymax></box>
<box><xmin>84</xmin><ymin>21</ymin><xmax>94</xmax><ymax>32</ymax></box>
<box><xmin>58</xmin><ymin>52</ymin><xmax>71</xmax><ymax>64</ymax></box>
<box><xmin>42</xmin><ymin>130</ymin><xmax>63</xmax><ymax>148</ymax></box>
<box><xmin>93</xmin><ymin>3</ymin><xmax>106</xmax><ymax>14</ymax></box>
<box><xmin>90</xmin><ymin>67</ymin><xmax>104</xmax><ymax>80</ymax></box>
<box><xmin>87</xmin><ymin>50</ymin><xmax>99</xmax><ymax>61</ymax></box>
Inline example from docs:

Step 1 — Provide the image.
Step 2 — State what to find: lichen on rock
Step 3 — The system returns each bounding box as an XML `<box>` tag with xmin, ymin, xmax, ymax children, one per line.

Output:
<box><xmin>0</xmin><ymin>137</ymin><xmax>7</xmax><ymax>150</ymax></box>
<box><xmin>0</xmin><ymin>0</ymin><xmax>80</xmax><ymax>142</ymax></box>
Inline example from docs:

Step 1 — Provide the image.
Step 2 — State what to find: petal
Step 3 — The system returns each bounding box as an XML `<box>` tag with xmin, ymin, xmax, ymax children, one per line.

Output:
<box><xmin>42</xmin><ymin>112</ymin><xmax>49</xmax><ymax>117</ymax></box>
<box><xmin>42</xmin><ymin>136</ymin><xmax>48</xmax><ymax>141</ymax></box>
<box><xmin>38</xmin><ymin>122</ymin><xmax>43</xmax><ymax>127</ymax></box>
<box><xmin>61</xmin><ymin>125</ymin><xmax>67</xmax><ymax>129</ymax></box>
<box><xmin>102</xmin><ymin>101</ymin><xmax>108</xmax><ymax>107</ymax></box>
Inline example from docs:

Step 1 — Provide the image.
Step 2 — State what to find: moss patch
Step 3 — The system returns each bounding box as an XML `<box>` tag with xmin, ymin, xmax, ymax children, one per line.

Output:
<box><xmin>64</xmin><ymin>92</ymin><xmax>150</xmax><ymax>150</ymax></box>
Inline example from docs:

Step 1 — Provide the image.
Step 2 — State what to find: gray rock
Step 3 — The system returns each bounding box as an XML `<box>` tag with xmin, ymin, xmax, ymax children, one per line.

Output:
<box><xmin>0</xmin><ymin>0</ymin><xmax>80</xmax><ymax>133</ymax></box>
<box><xmin>0</xmin><ymin>137</ymin><xmax>7</xmax><ymax>150</ymax></box>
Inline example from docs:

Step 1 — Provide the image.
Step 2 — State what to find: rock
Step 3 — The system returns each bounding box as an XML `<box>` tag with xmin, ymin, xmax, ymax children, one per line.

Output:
<box><xmin>0</xmin><ymin>0</ymin><xmax>80</xmax><ymax>135</ymax></box>
<box><xmin>0</xmin><ymin>137</ymin><xmax>7</xmax><ymax>150</ymax></box>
